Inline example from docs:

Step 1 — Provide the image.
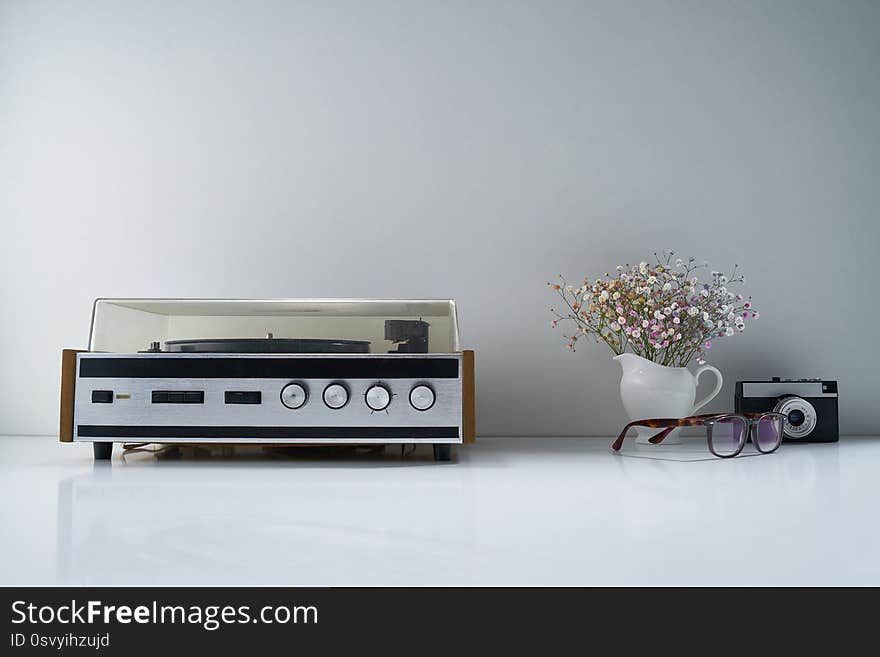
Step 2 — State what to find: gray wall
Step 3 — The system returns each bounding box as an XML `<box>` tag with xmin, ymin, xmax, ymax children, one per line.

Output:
<box><xmin>2</xmin><ymin>1</ymin><xmax>878</xmax><ymax>436</ymax></box>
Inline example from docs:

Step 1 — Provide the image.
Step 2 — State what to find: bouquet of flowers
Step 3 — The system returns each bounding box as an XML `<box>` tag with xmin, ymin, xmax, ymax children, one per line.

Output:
<box><xmin>549</xmin><ymin>252</ymin><xmax>758</xmax><ymax>367</ymax></box>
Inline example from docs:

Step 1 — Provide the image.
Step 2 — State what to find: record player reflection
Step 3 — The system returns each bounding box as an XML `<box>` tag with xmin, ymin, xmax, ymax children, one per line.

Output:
<box><xmin>54</xmin><ymin>452</ymin><xmax>479</xmax><ymax>584</ymax></box>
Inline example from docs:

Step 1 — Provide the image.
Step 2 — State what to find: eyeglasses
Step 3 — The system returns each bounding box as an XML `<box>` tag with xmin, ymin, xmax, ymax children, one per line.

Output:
<box><xmin>612</xmin><ymin>412</ymin><xmax>786</xmax><ymax>458</ymax></box>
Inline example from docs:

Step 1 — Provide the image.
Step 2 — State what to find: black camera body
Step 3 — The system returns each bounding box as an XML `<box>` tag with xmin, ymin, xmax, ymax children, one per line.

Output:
<box><xmin>735</xmin><ymin>378</ymin><xmax>839</xmax><ymax>443</ymax></box>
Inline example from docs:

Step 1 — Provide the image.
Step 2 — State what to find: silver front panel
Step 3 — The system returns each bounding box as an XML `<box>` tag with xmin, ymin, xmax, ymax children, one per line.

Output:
<box><xmin>74</xmin><ymin>353</ymin><xmax>463</xmax><ymax>444</ymax></box>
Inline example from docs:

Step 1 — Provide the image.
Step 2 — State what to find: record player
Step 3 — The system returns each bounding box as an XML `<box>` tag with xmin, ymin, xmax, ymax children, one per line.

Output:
<box><xmin>59</xmin><ymin>299</ymin><xmax>475</xmax><ymax>461</ymax></box>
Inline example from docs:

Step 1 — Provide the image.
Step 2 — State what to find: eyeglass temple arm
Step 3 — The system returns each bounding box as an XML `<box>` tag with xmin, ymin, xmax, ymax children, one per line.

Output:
<box><xmin>648</xmin><ymin>426</ymin><xmax>676</xmax><ymax>444</ymax></box>
<box><xmin>649</xmin><ymin>413</ymin><xmax>733</xmax><ymax>443</ymax></box>
<box><xmin>612</xmin><ymin>414</ymin><xmax>730</xmax><ymax>451</ymax></box>
<box><xmin>648</xmin><ymin>413</ymin><xmax>740</xmax><ymax>445</ymax></box>
<box><xmin>612</xmin><ymin>419</ymin><xmax>681</xmax><ymax>451</ymax></box>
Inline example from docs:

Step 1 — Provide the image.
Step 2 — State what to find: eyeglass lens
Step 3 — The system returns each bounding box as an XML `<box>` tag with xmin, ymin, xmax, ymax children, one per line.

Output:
<box><xmin>754</xmin><ymin>414</ymin><xmax>783</xmax><ymax>452</ymax></box>
<box><xmin>710</xmin><ymin>416</ymin><xmax>747</xmax><ymax>457</ymax></box>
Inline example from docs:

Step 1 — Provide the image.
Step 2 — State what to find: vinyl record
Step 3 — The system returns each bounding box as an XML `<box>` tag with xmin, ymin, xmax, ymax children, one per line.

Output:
<box><xmin>162</xmin><ymin>338</ymin><xmax>371</xmax><ymax>354</ymax></box>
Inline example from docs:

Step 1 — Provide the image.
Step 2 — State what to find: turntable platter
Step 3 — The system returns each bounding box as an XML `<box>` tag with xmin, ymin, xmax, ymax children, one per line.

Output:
<box><xmin>162</xmin><ymin>338</ymin><xmax>371</xmax><ymax>354</ymax></box>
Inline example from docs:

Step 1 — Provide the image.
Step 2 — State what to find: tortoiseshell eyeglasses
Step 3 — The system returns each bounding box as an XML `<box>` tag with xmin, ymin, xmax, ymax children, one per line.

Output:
<box><xmin>612</xmin><ymin>412</ymin><xmax>786</xmax><ymax>458</ymax></box>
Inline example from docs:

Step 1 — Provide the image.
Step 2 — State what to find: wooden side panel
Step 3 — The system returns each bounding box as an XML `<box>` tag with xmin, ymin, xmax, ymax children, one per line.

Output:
<box><xmin>59</xmin><ymin>349</ymin><xmax>83</xmax><ymax>442</ymax></box>
<box><xmin>461</xmin><ymin>350</ymin><xmax>476</xmax><ymax>444</ymax></box>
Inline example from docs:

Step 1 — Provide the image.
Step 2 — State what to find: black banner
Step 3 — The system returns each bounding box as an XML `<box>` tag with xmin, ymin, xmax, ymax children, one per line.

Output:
<box><xmin>1</xmin><ymin>587</ymin><xmax>873</xmax><ymax>653</ymax></box>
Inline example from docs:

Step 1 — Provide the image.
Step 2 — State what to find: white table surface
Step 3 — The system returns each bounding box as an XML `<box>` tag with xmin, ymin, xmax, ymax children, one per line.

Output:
<box><xmin>1</xmin><ymin>435</ymin><xmax>877</xmax><ymax>586</ymax></box>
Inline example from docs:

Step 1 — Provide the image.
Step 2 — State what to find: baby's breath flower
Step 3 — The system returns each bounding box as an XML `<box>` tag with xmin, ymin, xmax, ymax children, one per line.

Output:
<box><xmin>549</xmin><ymin>255</ymin><xmax>758</xmax><ymax>366</ymax></box>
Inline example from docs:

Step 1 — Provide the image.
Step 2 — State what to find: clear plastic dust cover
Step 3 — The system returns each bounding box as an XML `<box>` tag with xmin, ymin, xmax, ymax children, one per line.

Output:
<box><xmin>88</xmin><ymin>299</ymin><xmax>462</xmax><ymax>355</ymax></box>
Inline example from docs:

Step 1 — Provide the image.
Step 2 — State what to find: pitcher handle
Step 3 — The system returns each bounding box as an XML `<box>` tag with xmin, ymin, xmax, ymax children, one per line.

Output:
<box><xmin>692</xmin><ymin>365</ymin><xmax>723</xmax><ymax>413</ymax></box>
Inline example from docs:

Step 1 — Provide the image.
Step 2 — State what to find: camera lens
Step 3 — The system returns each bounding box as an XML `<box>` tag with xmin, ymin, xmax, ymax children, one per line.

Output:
<box><xmin>772</xmin><ymin>396</ymin><xmax>817</xmax><ymax>439</ymax></box>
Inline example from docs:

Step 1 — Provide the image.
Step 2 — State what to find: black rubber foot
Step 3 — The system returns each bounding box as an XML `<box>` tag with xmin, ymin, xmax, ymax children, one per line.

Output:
<box><xmin>433</xmin><ymin>444</ymin><xmax>451</xmax><ymax>462</ymax></box>
<box><xmin>93</xmin><ymin>442</ymin><xmax>113</xmax><ymax>461</ymax></box>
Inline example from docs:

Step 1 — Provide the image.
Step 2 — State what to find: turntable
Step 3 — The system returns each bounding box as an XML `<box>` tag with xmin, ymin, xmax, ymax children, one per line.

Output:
<box><xmin>59</xmin><ymin>299</ymin><xmax>475</xmax><ymax>461</ymax></box>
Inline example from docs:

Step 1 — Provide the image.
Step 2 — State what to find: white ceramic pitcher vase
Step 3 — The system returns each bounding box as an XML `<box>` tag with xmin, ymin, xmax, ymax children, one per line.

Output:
<box><xmin>613</xmin><ymin>353</ymin><xmax>723</xmax><ymax>445</ymax></box>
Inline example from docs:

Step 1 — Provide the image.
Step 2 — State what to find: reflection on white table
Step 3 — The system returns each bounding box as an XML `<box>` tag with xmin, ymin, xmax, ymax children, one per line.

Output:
<box><xmin>0</xmin><ymin>435</ymin><xmax>876</xmax><ymax>585</ymax></box>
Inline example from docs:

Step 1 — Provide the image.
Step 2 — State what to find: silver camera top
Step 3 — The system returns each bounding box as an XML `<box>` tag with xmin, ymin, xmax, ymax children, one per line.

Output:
<box><xmin>739</xmin><ymin>380</ymin><xmax>838</xmax><ymax>398</ymax></box>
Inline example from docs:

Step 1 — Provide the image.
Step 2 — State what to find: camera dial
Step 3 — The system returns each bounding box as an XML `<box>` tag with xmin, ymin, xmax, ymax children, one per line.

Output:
<box><xmin>772</xmin><ymin>396</ymin><xmax>817</xmax><ymax>439</ymax></box>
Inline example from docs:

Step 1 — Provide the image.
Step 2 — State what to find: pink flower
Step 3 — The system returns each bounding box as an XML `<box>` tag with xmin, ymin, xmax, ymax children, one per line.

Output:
<box><xmin>618</xmin><ymin>316</ymin><xmax>626</xmax><ymax>325</ymax></box>
<box><xmin>662</xmin><ymin>340</ymin><xmax>670</xmax><ymax>347</ymax></box>
<box><xmin>705</xmin><ymin>340</ymin><xmax>712</xmax><ymax>349</ymax></box>
<box><xmin>752</xmin><ymin>312</ymin><xmax>759</xmax><ymax>319</ymax></box>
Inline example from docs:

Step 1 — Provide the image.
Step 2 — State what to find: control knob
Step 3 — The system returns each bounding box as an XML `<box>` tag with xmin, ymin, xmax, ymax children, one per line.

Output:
<box><xmin>323</xmin><ymin>383</ymin><xmax>349</xmax><ymax>409</ymax></box>
<box><xmin>409</xmin><ymin>384</ymin><xmax>435</xmax><ymax>411</ymax></box>
<box><xmin>365</xmin><ymin>384</ymin><xmax>392</xmax><ymax>411</ymax></box>
<box><xmin>280</xmin><ymin>383</ymin><xmax>308</xmax><ymax>409</ymax></box>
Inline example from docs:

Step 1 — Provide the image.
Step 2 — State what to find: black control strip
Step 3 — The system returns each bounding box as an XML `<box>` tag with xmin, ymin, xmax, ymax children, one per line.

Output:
<box><xmin>77</xmin><ymin>425</ymin><xmax>460</xmax><ymax>439</ymax></box>
<box><xmin>79</xmin><ymin>357</ymin><xmax>459</xmax><ymax>379</ymax></box>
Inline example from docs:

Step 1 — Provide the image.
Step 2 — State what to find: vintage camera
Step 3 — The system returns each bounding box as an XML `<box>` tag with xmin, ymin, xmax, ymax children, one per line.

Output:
<box><xmin>735</xmin><ymin>378</ymin><xmax>838</xmax><ymax>443</ymax></box>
